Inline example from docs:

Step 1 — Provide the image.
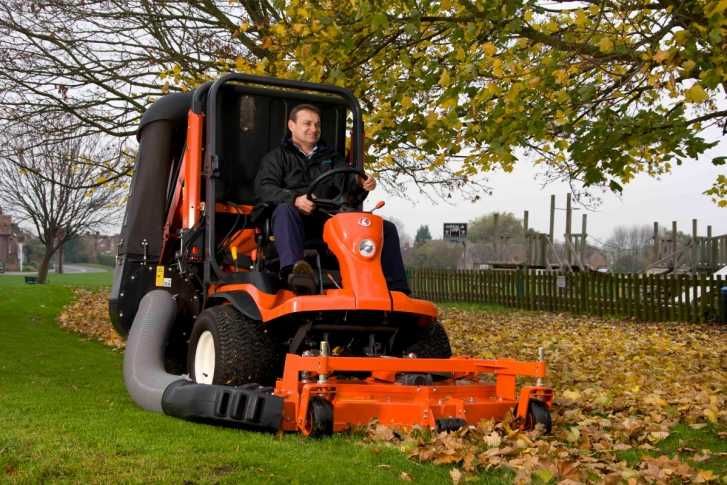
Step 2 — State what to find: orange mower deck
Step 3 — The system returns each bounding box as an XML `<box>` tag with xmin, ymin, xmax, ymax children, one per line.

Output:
<box><xmin>274</xmin><ymin>353</ymin><xmax>554</xmax><ymax>434</ymax></box>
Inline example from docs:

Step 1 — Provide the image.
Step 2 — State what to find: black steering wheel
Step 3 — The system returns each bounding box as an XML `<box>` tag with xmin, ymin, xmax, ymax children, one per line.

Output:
<box><xmin>305</xmin><ymin>167</ymin><xmax>367</xmax><ymax>211</ymax></box>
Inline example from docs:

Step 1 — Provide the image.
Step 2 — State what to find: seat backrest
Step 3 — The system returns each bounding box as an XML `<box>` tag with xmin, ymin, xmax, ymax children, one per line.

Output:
<box><xmin>215</xmin><ymin>85</ymin><xmax>348</xmax><ymax>205</ymax></box>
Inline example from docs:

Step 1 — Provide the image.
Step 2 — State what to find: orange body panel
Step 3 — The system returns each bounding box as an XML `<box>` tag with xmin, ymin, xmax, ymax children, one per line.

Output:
<box><xmin>323</xmin><ymin>213</ymin><xmax>389</xmax><ymax>310</ymax></box>
<box><xmin>209</xmin><ymin>283</ymin><xmax>437</xmax><ymax>322</ymax></box>
<box><xmin>273</xmin><ymin>354</ymin><xmax>552</xmax><ymax>433</ymax></box>
<box><xmin>183</xmin><ymin>112</ymin><xmax>204</xmax><ymax>229</ymax></box>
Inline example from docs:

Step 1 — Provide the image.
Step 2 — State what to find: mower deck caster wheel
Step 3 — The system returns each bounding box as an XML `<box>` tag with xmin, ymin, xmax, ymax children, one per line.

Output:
<box><xmin>525</xmin><ymin>399</ymin><xmax>552</xmax><ymax>434</ymax></box>
<box><xmin>307</xmin><ymin>397</ymin><xmax>333</xmax><ymax>438</ymax></box>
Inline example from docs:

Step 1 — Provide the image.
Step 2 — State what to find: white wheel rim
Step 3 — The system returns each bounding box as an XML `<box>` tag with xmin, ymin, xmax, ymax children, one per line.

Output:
<box><xmin>194</xmin><ymin>330</ymin><xmax>215</xmax><ymax>384</ymax></box>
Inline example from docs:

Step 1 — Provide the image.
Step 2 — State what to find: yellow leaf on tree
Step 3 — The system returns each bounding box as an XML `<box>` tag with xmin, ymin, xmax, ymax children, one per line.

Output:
<box><xmin>439</xmin><ymin>69</ymin><xmax>451</xmax><ymax>87</ymax></box>
<box><xmin>653</xmin><ymin>50</ymin><xmax>670</xmax><ymax>63</ymax></box>
<box><xmin>681</xmin><ymin>59</ymin><xmax>696</xmax><ymax>74</ymax></box>
<box><xmin>553</xmin><ymin>69</ymin><xmax>569</xmax><ymax>84</ymax></box>
<box><xmin>574</xmin><ymin>11</ymin><xmax>588</xmax><ymax>28</ymax></box>
<box><xmin>672</xmin><ymin>29</ymin><xmax>689</xmax><ymax>45</ymax></box>
<box><xmin>685</xmin><ymin>83</ymin><xmax>709</xmax><ymax>103</ymax></box>
<box><xmin>598</xmin><ymin>37</ymin><xmax>614</xmax><ymax>53</ymax></box>
<box><xmin>482</xmin><ymin>42</ymin><xmax>496</xmax><ymax>57</ymax></box>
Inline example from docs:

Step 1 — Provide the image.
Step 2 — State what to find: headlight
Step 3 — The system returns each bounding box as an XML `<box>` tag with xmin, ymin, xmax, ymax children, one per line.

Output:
<box><xmin>358</xmin><ymin>239</ymin><xmax>376</xmax><ymax>258</ymax></box>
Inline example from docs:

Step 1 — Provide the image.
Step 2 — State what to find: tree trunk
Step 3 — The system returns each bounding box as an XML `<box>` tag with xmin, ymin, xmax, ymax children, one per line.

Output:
<box><xmin>57</xmin><ymin>244</ymin><xmax>64</xmax><ymax>274</ymax></box>
<box><xmin>37</xmin><ymin>246</ymin><xmax>55</xmax><ymax>283</ymax></box>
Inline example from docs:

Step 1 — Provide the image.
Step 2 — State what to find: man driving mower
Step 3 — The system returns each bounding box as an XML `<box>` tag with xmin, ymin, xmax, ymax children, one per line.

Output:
<box><xmin>255</xmin><ymin>103</ymin><xmax>410</xmax><ymax>295</ymax></box>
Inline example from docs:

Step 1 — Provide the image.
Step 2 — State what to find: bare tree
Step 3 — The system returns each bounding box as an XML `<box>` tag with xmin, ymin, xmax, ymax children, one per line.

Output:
<box><xmin>604</xmin><ymin>225</ymin><xmax>654</xmax><ymax>273</ymax></box>
<box><xmin>0</xmin><ymin>122</ymin><xmax>124</xmax><ymax>282</ymax></box>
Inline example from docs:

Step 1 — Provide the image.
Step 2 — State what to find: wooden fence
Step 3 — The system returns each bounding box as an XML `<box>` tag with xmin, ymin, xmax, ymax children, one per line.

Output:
<box><xmin>408</xmin><ymin>269</ymin><xmax>727</xmax><ymax>323</ymax></box>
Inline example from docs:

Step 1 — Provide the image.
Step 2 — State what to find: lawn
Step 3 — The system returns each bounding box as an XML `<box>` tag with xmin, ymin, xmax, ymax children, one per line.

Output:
<box><xmin>0</xmin><ymin>273</ymin><xmax>484</xmax><ymax>484</ymax></box>
<box><xmin>0</xmin><ymin>273</ymin><xmax>724</xmax><ymax>483</ymax></box>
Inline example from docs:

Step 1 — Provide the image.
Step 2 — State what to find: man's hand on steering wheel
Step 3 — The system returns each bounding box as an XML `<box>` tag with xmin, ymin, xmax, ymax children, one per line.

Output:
<box><xmin>294</xmin><ymin>194</ymin><xmax>316</xmax><ymax>215</ymax></box>
<box><xmin>305</xmin><ymin>167</ymin><xmax>368</xmax><ymax>213</ymax></box>
<box><xmin>359</xmin><ymin>174</ymin><xmax>376</xmax><ymax>192</ymax></box>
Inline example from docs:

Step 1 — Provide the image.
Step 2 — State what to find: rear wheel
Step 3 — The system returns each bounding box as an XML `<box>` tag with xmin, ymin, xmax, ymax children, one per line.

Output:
<box><xmin>187</xmin><ymin>305</ymin><xmax>280</xmax><ymax>386</ymax></box>
<box><xmin>405</xmin><ymin>321</ymin><xmax>452</xmax><ymax>358</ymax></box>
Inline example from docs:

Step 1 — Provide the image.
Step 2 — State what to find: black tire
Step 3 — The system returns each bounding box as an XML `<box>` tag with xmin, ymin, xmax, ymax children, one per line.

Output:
<box><xmin>524</xmin><ymin>399</ymin><xmax>552</xmax><ymax>434</ymax></box>
<box><xmin>405</xmin><ymin>321</ymin><xmax>452</xmax><ymax>358</ymax></box>
<box><xmin>187</xmin><ymin>305</ymin><xmax>280</xmax><ymax>386</ymax></box>
<box><xmin>307</xmin><ymin>397</ymin><xmax>333</xmax><ymax>438</ymax></box>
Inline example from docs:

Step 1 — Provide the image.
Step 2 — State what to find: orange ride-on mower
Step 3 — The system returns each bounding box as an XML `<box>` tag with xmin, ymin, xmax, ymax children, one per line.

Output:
<box><xmin>111</xmin><ymin>74</ymin><xmax>553</xmax><ymax>436</ymax></box>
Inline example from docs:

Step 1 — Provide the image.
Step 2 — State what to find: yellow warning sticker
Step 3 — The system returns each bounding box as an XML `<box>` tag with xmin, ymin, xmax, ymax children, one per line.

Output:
<box><xmin>155</xmin><ymin>266</ymin><xmax>165</xmax><ymax>287</ymax></box>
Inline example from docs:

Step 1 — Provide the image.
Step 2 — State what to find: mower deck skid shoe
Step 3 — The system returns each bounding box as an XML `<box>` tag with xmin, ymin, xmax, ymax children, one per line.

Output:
<box><xmin>273</xmin><ymin>354</ymin><xmax>554</xmax><ymax>434</ymax></box>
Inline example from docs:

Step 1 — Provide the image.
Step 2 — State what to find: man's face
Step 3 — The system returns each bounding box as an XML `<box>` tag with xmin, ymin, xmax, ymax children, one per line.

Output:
<box><xmin>288</xmin><ymin>109</ymin><xmax>321</xmax><ymax>149</ymax></box>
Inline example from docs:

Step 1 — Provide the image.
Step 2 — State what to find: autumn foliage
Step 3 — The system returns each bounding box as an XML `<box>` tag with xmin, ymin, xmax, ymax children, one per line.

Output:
<box><xmin>58</xmin><ymin>290</ymin><xmax>726</xmax><ymax>482</ymax></box>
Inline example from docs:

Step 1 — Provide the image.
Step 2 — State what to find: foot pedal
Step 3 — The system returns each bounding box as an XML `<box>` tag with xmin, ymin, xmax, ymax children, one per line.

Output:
<box><xmin>288</xmin><ymin>273</ymin><xmax>316</xmax><ymax>294</ymax></box>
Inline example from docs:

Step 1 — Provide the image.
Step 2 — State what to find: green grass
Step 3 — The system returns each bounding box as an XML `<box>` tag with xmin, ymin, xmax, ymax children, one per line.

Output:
<box><xmin>616</xmin><ymin>423</ymin><xmax>727</xmax><ymax>476</ymax></box>
<box><xmin>0</xmin><ymin>273</ymin><xmax>510</xmax><ymax>484</ymax></box>
<box><xmin>0</xmin><ymin>271</ymin><xmax>112</xmax><ymax>288</ymax></box>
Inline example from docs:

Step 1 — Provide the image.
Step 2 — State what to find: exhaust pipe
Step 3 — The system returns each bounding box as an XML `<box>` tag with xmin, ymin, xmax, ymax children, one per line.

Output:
<box><xmin>123</xmin><ymin>290</ymin><xmax>283</xmax><ymax>430</ymax></box>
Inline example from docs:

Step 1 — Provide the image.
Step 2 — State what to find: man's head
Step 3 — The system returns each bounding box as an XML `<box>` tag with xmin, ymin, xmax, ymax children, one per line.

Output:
<box><xmin>288</xmin><ymin>104</ymin><xmax>321</xmax><ymax>152</ymax></box>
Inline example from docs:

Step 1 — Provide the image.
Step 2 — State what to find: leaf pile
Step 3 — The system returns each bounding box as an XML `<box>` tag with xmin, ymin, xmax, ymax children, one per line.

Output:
<box><xmin>364</xmin><ymin>309</ymin><xmax>726</xmax><ymax>483</ymax></box>
<box><xmin>57</xmin><ymin>288</ymin><xmax>124</xmax><ymax>349</ymax></box>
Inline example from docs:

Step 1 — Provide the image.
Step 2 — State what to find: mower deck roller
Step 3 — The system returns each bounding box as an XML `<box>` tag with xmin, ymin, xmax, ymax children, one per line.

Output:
<box><xmin>276</xmin><ymin>353</ymin><xmax>553</xmax><ymax>435</ymax></box>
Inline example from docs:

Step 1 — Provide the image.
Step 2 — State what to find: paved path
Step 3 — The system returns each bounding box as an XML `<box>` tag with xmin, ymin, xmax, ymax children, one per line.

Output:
<box><xmin>2</xmin><ymin>264</ymin><xmax>109</xmax><ymax>275</ymax></box>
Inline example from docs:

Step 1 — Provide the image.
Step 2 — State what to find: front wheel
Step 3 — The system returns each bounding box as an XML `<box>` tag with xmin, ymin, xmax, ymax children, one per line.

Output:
<box><xmin>404</xmin><ymin>321</ymin><xmax>452</xmax><ymax>358</ymax></box>
<box><xmin>187</xmin><ymin>305</ymin><xmax>280</xmax><ymax>386</ymax></box>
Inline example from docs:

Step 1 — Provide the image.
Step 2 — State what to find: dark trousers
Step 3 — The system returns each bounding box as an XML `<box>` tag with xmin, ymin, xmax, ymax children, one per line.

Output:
<box><xmin>271</xmin><ymin>203</ymin><xmax>410</xmax><ymax>293</ymax></box>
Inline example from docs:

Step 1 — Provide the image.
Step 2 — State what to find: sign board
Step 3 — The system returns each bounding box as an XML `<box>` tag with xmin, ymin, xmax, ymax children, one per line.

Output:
<box><xmin>443</xmin><ymin>223</ymin><xmax>467</xmax><ymax>242</ymax></box>
<box><xmin>556</xmin><ymin>275</ymin><xmax>566</xmax><ymax>289</ymax></box>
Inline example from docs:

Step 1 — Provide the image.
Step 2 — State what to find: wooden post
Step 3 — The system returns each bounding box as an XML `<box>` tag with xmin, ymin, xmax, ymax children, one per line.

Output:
<box><xmin>708</xmin><ymin>225</ymin><xmax>715</xmax><ymax>269</ymax></box>
<box><xmin>581</xmin><ymin>213</ymin><xmax>587</xmax><ymax>266</ymax></box>
<box><xmin>692</xmin><ymin>219</ymin><xmax>698</xmax><ymax>272</ymax></box>
<box><xmin>549</xmin><ymin>195</ymin><xmax>555</xmax><ymax>243</ymax></box>
<box><xmin>672</xmin><ymin>221</ymin><xmax>678</xmax><ymax>270</ymax></box>
<box><xmin>653</xmin><ymin>222</ymin><xmax>660</xmax><ymax>263</ymax></box>
<box><xmin>493</xmin><ymin>212</ymin><xmax>499</xmax><ymax>261</ymax></box>
<box><xmin>565</xmin><ymin>194</ymin><xmax>572</xmax><ymax>266</ymax></box>
<box><xmin>523</xmin><ymin>210</ymin><xmax>530</xmax><ymax>266</ymax></box>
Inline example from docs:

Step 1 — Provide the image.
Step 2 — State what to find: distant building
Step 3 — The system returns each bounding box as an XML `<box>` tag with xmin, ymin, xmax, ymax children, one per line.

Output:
<box><xmin>0</xmin><ymin>207</ymin><xmax>20</xmax><ymax>271</ymax></box>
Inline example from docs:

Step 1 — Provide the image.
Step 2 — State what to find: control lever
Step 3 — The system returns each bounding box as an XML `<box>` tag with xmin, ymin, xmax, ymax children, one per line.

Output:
<box><xmin>369</xmin><ymin>201</ymin><xmax>385</xmax><ymax>213</ymax></box>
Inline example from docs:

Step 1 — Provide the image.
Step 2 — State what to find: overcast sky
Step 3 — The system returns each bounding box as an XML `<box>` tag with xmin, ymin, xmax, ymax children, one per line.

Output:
<box><xmin>367</xmin><ymin>133</ymin><xmax>726</xmax><ymax>245</ymax></box>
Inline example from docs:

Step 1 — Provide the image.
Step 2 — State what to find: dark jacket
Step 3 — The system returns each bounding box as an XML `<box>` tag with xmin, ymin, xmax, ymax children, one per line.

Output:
<box><xmin>255</xmin><ymin>137</ymin><xmax>367</xmax><ymax>206</ymax></box>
